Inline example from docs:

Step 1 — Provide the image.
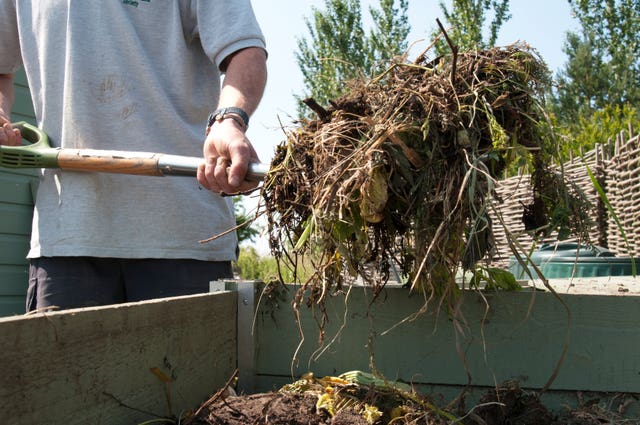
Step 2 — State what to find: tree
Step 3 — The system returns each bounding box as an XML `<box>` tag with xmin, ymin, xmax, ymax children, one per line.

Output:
<box><xmin>553</xmin><ymin>31</ymin><xmax>611</xmax><ymax>125</ymax></box>
<box><xmin>432</xmin><ymin>0</ymin><xmax>511</xmax><ymax>55</ymax></box>
<box><xmin>234</xmin><ymin>196</ymin><xmax>259</xmax><ymax>244</ymax></box>
<box><xmin>295</xmin><ymin>0</ymin><xmax>410</xmax><ymax>117</ymax></box>
<box><xmin>551</xmin><ymin>0</ymin><xmax>640</xmax><ymax>153</ymax></box>
<box><xmin>368</xmin><ymin>0</ymin><xmax>410</xmax><ymax>63</ymax></box>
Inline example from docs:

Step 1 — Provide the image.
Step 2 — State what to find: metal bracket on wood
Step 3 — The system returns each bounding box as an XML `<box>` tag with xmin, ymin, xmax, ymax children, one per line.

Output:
<box><xmin>209</xmin><ymin>280</ymin><xmax>257</xmax><ymax>394</ymax></box>
<box><xmin>236</xmin><ymin>281</ymin><xmax>256</xmax><ymax>393</ymax></box>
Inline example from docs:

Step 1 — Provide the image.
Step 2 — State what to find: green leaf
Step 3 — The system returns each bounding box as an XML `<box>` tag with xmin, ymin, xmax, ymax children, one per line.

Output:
<box><xmin>294</xmin><ymin>216</ymin><xmax>315</xmax><ymax>252</ymax></box>
<box><xmin>482</xmin><ymin>267</ymin><xmax>521</xmax><ymax>291</ymax></box>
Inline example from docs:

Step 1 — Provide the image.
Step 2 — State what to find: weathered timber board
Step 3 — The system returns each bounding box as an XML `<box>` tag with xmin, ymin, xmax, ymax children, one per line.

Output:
<box><xmin>0</xmin><ymin>291</ymin><xmax>237</xmax><ymax>425</ymax></box>
<box><xmin>251</xmin><ymin>281</ymin><xmax>640</xmax><ymax>394</ymax></box>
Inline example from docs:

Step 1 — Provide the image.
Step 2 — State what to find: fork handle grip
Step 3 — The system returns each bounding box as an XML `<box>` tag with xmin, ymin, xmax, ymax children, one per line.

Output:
<box><xmin>57</xmin><ymin>150</ymin><xmax>163</xmax><ymax>176</ymax></box>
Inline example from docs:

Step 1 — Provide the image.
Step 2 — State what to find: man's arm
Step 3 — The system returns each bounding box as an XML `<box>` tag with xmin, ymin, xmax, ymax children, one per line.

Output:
<box><xmin>0</xmin><ymin>73</ymin><xmax>21</xmax><ymax>145</ymax></box>
<box><xmin>197</xmin><ymin>47</ymin><xmax>268</xmax><ymax>193</ymax></box>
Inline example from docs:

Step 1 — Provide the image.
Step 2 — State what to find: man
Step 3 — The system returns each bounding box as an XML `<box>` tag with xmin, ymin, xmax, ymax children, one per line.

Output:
<box><xmin>0</xmin><ymin>1</ymin><xmax>267</xmax><ymax>311</ymax></box>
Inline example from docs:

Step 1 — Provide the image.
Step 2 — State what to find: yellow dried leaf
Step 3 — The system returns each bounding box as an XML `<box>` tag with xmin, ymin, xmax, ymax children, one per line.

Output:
<box><xmin>360</xmin><ymin>165</ymin><xmax>388</xmax><ymax>223</ymax></box>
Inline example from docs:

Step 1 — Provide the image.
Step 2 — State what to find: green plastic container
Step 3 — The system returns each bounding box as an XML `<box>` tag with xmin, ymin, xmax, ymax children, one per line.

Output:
<box><xmin>509</xmin><ymin>243</ymin><xmax>635</xmax><ymax>279</ymax></box>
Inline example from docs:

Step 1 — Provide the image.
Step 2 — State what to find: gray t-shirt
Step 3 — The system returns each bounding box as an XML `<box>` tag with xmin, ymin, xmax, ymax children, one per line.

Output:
<box><xmin>0</xmin><ymin>1</ymin><xmax>266</xmax><ymax>260</ymax></box>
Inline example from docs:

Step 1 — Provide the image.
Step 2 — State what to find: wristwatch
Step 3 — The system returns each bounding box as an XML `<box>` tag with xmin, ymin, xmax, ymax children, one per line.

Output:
<box><xmin>207</xmin><ymin>107</ymin><xmax>250</xmax><ymax>131</ymax></box>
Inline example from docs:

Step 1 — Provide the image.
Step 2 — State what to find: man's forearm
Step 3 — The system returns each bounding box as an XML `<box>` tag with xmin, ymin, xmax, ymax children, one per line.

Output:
<box><xmin>217</xmin><ymin>47</ymin><xmax>267</xmax><ymax>117</ymax></box>
<box><xmin>198</xmin><ymin>47</ymin><xmax>267</xmax><ymax>193</ymax></box>
<box><xmin>0</xmin><ymin>74</ymin><xmax>15</xmax><ymax>122</ymax></box>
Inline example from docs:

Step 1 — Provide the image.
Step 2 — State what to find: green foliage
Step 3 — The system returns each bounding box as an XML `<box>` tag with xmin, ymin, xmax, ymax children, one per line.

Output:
<box><xmin>570</xmin><ymin>0</ymin><xmax>640</xmax><ymax>79</ymax></box>
<box><xmin>552</xmin><ymin>0</ymin><xmax>640</xmax><ymax>133</ymax></box>
<box><xmin>236</xmin><ymin>246</ymin><xmax>314</xmax><ymax>283</ymax></box>
<box><xmin>552</xmin><ymin>32</ymin><xmax>610</xmax><ymax>125</ymax></box>
<box><xmin>470</xmin><ymin>266</ymin><xmax>522</xmax><ymax>291</ymax></box>
<box><xmin>432</xmin><ymin>0</ymin><xmax>511</xmax><ymax>54</ymax></box>
<box><xmin>233</xmin><ymin>196</ymin><xmax>259</xmax><ymax>244</ymax></box>
<box><xmin>554</xmin><ymin>104</ymin><xmax>640</xmax><ymax>159</ymax></box>
<box><xmin>236</xmin><ymin>246</ymin><xmax>277</xmax><ymax>281</ymax></box>
<box><xmin>367</xmin><ymin>0</ymin><xmax>410</xmax><ymax>62</ymax></box>
<box><xmin>295</xmin><ymin>0</ymin><xmax>410</xmax><ymax>117</ymax></box>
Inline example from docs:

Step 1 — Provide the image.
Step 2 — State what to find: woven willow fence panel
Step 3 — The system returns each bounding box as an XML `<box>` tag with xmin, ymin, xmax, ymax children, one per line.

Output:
<box><xmin>606</xmin><ymin>131</ymin><xmax>640</xmax><ymax>256</ymax></box>
<box><xmin>490</xmin><ymin>129</ymin><xmax>638</xmax><ymax>268</ymax></box>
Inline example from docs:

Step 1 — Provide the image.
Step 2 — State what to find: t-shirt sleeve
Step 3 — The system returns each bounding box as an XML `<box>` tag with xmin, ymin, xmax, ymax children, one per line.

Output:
<box><xmin>0</xmin><ymin>0</ymin><xmax>22</xmax><ymax>74</ymax></box>
<box><xmin>192</xmin><ymin>0</ymin><xmax>267</xmax><ymax>71</ymax></box>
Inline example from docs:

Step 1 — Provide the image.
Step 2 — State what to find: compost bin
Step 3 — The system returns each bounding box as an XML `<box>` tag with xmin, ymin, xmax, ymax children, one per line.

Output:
<box><xmin>509</xmin><ymin>242</ymin><xmax>635</xmax><ymax>279</ymax></box>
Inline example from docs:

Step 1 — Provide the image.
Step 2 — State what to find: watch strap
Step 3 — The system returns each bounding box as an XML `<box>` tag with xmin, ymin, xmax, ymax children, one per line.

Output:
<box><xmin>208</xmin><ymin>107</ymin><xmax>250</xmax><ymax>130</ymax></box>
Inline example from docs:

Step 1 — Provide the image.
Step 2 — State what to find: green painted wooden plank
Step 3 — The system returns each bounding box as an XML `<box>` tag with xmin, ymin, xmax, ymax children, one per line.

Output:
<box><xmin>0</xmin><ymin>69</ymin><xmax>35</xmax><ymax>316</ymax></box>
<box><xmin>0</xmin><ymin>262</ymin><xmax>28</xmax><ymax>319</ymax></box>
<box><xmin>0</xmin><ymin>172</ymin><xmax>36</xmax><ymax>205</ymax></box>
<box><xmin>11</xmin><ymin>69</ymin><xmax>35</xmax><ymax>121</ymax></box>
<box><xmin>0</xmin><ymin>204</ymin><xmax>33</xmax><ymax>235</ymax></box>
<box><xmin>0</xmin><ymin>167</ymin><xmax>39</xmax><ymax>179</ymax></box>
<box><xmin>8</xmin><ymin>112</ymin><xmax>34</xmax><ymax>123</ymax></box>
<box><xmin>13</xmin><ymin>84</ymin><xmax>30</xmax><ymax>96</ymax></box>
<box><xmin>12</xmin><ymin>68</ymin><xmax>28</xmax><ymax>86</ymax></box>
<box><xmin>0</xmin><ymin>265</ymin><xmax>28</xmax><ymax>296</ymax></box>
<box><xmin>0</xmin><ymin>297</ymin><xmax>25</xmax><ymax>317</ymax></box>
<box><xmin>11</xmin><ymin>85</ymin><xmax>35</xmax><ymax>118</ymax></box>
<box><xmin>251</xmin><ymin>284</ymin><xmax>640</xmax><ymax>394</ymax></box>
<box><xmin>0</xmin><ymin>234</ymin><xmax>29</xmax><ymax>265</ymax></box>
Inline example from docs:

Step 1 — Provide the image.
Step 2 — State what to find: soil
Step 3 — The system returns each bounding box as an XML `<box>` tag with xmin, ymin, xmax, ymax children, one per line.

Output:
<box><xmin>187</xmin><ymin>392</ymin><xmax>369</xmax><ymax>425</ymax></box>
<box><xmin>185</xmin><ymin>381</ymin><xmax>629</xmax><ymax>425</ymax></box>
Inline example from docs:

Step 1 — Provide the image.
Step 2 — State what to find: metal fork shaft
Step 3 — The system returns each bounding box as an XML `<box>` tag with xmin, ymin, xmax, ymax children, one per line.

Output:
<box><xmin>157</xmin><ymin>155</ymin><xmax>268</xmax><ymax>181</ymax></box>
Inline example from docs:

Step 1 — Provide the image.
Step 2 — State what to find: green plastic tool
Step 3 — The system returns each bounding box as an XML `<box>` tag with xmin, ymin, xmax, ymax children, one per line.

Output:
<box><xmin>1</xmin><ymin>122</ymin><xmax>267</xmax><ymax>180</ymax></box>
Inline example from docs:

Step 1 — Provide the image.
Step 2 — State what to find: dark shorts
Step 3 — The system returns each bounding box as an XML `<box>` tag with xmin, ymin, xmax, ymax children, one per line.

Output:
<box><xmin>26</xmin><ymin>257</ymin><xmax>233</xmax><ymax>312</ymax></box>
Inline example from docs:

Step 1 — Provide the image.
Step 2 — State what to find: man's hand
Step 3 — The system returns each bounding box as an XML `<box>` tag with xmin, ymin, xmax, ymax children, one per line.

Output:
<box><xmin>196</xmin><ymin>47</ymin><xmax>267</xmax><ymax>194</ymax></box>
<box><xmin>197</xmin><ymin>118</ymin><xmax>261</xmax><ymax>194</ymax></box>
<box><xmin>0</xmin><ymin>118</ymin><xmax>21</xmax><ymax>146</ymax></box>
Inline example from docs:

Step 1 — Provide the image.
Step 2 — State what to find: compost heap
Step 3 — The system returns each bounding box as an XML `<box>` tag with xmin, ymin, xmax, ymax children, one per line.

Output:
<box><xmin>188</xmin><ymin>372</ymin><xmax>632</xmax><ymax>425</ymax></box>
<box><xmin>261</xmin><ymin>42</ymin><xmax>591</xmax><ymax>307</ymax></box>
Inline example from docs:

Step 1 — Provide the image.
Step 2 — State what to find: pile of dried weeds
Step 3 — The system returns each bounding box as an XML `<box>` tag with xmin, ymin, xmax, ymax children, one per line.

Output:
<box><xmin>260</xmin><ymin>42</ymin><xmax>591</xmax><ymax>310</ymax></box>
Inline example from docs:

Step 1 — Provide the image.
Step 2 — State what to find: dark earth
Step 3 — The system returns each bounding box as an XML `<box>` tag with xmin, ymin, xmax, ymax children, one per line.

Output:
<box><xmin>186</xmin><ymin>381</ymin><xmax>632</xmax><ymax>425</ymax></box>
